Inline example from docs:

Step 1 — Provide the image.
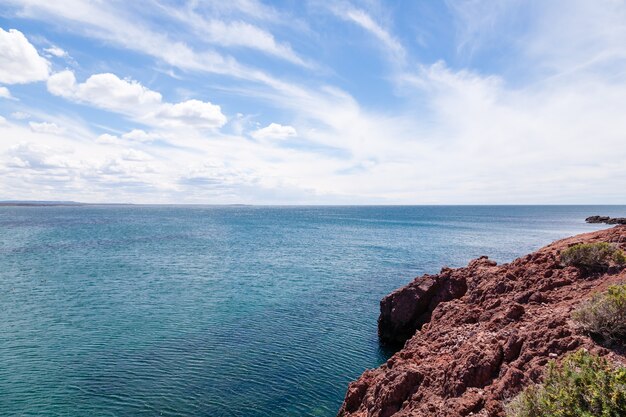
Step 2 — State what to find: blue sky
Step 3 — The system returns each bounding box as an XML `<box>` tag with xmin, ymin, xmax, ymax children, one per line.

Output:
<box><xmin>1</xmin><ymin>0</ymin><xmax>625</xmax><ymax>204</ymax></box>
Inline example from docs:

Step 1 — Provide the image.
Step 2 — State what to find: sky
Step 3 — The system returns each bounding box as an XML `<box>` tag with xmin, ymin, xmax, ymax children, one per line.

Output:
<box><xmin>0</xmin><ymin>0</ymin><xmax>625</xmax><ymax>204</ymax></box>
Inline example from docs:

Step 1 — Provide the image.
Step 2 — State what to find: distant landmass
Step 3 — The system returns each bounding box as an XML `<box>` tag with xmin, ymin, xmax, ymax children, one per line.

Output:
<box><xmin>0</xmin><ymin>201</ymin><xmax>255</xmax><ymax>207</ymax></box>
<box><xmin>0</xmin><ymin>200</ymin><xmax>86</xmax><ymax>206</ymax></box>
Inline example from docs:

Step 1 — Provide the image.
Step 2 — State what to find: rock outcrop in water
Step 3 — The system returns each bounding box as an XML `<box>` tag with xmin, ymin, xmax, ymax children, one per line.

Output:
<box><xmin>339</xmin><ymin>226</ymin><xmax>626</xmax><ymax>417</ymax></box>
<box><xmin>586</xmin><ymin>215</ymin><xmax>626</xmax><ymax>225</ymax></box>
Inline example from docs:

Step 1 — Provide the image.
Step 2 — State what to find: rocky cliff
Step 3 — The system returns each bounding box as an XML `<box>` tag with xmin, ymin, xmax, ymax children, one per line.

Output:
<box><xmin>338</xmin><ymin>226</ymin><xmax>626</xmax><ymax>417</ymax></box>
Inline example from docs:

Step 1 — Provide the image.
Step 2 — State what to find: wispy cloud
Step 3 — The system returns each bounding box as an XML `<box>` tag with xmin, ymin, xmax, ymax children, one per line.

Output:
<box><xmin>5</xmin><ymin>0</ymin><xmax>307</xmax><ymax>88</ymax></box>
<box><xmin>156</xmin><ymin>2</ymin><xmax>313</xmax><ymax>68</ymax></box>
<box><xmin>328</xmin><ymin>2</ymin><xmax>406</xmax><ymax>65</ymax></box>
<box><xmin>43</xmin><ymin>45</ymin><xmax>67</xmax><ymax>57</ymax></box>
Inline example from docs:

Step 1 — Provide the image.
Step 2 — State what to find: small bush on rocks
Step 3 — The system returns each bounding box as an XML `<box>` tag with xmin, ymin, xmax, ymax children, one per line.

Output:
<box><xmin>572</xmin><ymin>283</ymin><xmax>626</xmax><ymax>343</ymax></box>
<box><xmin>560</xmin><ymin>242</ymin><xmax>626</xmax><ymax>271</ymax></box>
<box><xmin>506</xmin><ymin>350</ymin><xmax>626</xmax><ymax>417</ymax></box>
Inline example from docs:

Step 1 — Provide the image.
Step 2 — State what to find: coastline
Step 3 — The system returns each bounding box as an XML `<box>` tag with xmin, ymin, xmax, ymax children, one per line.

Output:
<box><xmin>338</xmin><ymin>225</ymin><xmax>626</xmax><ymax>417</ymax></box>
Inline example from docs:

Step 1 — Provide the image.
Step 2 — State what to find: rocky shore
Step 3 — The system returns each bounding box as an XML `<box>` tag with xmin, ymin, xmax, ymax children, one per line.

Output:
<box><xmin>338</xmin><ymin>226</ymin><xmax>626</xmax><ymax>417</ymax></box>
<box><xmin>586</xmin><ymin>215</ymin><xmax>626</xmax><ymax>225</ymax></box>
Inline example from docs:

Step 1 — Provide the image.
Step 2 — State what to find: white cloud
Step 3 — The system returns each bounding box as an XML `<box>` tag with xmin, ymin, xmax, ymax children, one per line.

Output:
<box><xmin>204</xmin><ymin>20</ymin><xmax>307</xmax><ymax>65</ymax></box>
<box><xmin>0</xmin><ymin>123</ymin><xmax>174</xmax><ymax>201</ymax></box>
<box><xmin>5</xmin><ymin>1</ymin><xmax>272</xmax><ymax>83</ymax></box>
<box><xmin>1</xmin><ymin>1</ymin><xmax>626</xmax><ymax>204</ymax></box>
<box><xmin>121</xmin><ymin>129</ymin><xmax>156</xmax><ymax>142</ymax></box>
<box><xmin>96</xmin><ymin>129</ymin><xmax>161</xmax><ymax>144</ymax></box>
<box><xmin>44</xmin><ymin>45</ymin><xmax>67</xmax><ymax>57</ymax></box>
<box><xmin>75</xmin><ymin>73</ymin><xmax>162</xmax><ymax>111</ymax></box>
<box><xmin>0</xmin><ymin>27</ymin><xmax>49</xmax><ymax>84</ymax></box>
<box><xmin>0</xmin><ymin>86</ymin><xmax>13</xmax><ymax>99</ymax></box>
<box><xmin>47</xmin><ymin>71</ymin><xmax>162</xmax><ymax>113</ymax></box>
<box><xmin>45</xmin><ymin>69</ymin><xmax>75</xmax><ymax>97</ymax></box>
<box><xmin>155</xmin><ymin>100</ymin><xmax>227</xmax><ymax>129</ymax></box>
<box><xmin>29</xmin><ymin>121</ymin><xmax>65</xmax><ymax>134</ymax></box>
<box><xmin>48</xmin><ymin>71</ymin><xmax>226</xmax><ymax>130</ymax></box>
<box><xmin>0</xmin><ymin>115</ymin><xmax>6</xmax><ymax>125</ymax></box>
<box><xmin>7</xmin><ymin>142</ymin><xmax>78</xmax><ymax>170</ymax></box>
<box><xmin>251</xmin><ymin>123</ymin><xmax>297</xmax><ymax>140</ymax></box>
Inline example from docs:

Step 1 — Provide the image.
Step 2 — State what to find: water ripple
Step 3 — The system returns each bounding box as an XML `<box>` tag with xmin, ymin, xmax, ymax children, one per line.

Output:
<box><xmin>1</xmin><ymin>205</ymin><xmax>620</xmax><ymax>416</ymax></box>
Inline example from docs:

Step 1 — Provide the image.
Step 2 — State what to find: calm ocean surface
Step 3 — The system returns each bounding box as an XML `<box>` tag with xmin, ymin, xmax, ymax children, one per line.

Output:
<box><xmin>1</xmin><ymin>205</ymin><xmax>624</xmax><ymax>416</ymax></box>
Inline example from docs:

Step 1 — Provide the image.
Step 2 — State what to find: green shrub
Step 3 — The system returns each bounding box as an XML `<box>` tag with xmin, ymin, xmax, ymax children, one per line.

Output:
<box><xmin>572</xmin><ymin>283</ymin><xmax>626</xmax><ymax>343</ymax></box>
<box><xmin>560</xmin><ymin>242</ymin><xmax>626</xmax><ymax>271</ymax></box>
<box><xmin>506</xmin><ymin>350</ymin><xmax>626</xmax><ymax>417</ymax></box>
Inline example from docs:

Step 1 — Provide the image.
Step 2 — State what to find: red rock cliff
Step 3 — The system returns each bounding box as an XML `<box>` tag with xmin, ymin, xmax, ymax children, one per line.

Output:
<box><xmin>339</xmin><ymin>226</ymin><xmax>626</xmax><ymax>417</ymax></box>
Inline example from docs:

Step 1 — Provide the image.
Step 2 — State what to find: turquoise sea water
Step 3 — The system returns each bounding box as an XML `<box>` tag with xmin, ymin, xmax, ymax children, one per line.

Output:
<box><xmin>1</xmin><ymin>205</ymin><xmax>624</xmax><ymax>416</ymax></box>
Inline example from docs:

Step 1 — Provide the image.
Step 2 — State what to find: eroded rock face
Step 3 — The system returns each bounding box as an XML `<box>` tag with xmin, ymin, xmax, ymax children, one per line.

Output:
<box><xmin>338</xmin><ymin>226</ymin><xmax>626</xmax><ymax>417</ymax></box>
<box><xmin>378</xmin><ymin>270</ymin><xmax>468</xmax><ymax>347</ymax></box>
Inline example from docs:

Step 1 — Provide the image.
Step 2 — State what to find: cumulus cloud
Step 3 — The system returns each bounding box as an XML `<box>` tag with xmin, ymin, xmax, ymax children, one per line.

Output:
<box><xmin>0</xmin><ymin>27</ymin><xmax>49</xmax><ymax>84</ymax></box>
<box><xmin>121</xmin><ymin>129</ymin><xmax>157</xmax><ymax>142</ymax></box>
<box><xmin>251</xmin><ymin>123</ymin><xmax>297</xmax><ymax>140</ymax></box>
<box><xmin>96</xmin><ymin>129</ymin><xmax>160</xmax><ymax>144</ymax></box>
<box><xmin>47</xmin><ymin>71</ymin><xmax>162</xmax><ymax>113</ymax></box>
<box><xmin>155</xmin><ymin>99</ymin><xmax>227</xmax><ymax>129</ymax></box>
<box><xmin>0</xmin><ymin>86</ymin><xmax>13</xmax><ymax>99</ymax></box>
<box><xmin>29</xmin><ymin>121</ymin><xmax>65</xmax><ymax>134</ymax></box>
<box><xmin>47</xmin><ymin>70</ymin><xmax>226</xmax><ymax>129</ymax></box>
<box><xmin>7</xmin><ymin>142</ymin><xmax>77</xmax><ymax>170</ymax></box>
<box><xmin>45</xmin><ymin>70</ymin><xmax>75</xmax><ymax>96</ymax></box>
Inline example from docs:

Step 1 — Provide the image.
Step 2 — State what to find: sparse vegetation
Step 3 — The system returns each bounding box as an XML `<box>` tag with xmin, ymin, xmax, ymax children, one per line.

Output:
<box><xmin>506</xmin><ymin>350</ymin><xmax>626</xmax><ymax>417</ymax></box>
<box><xmin>572</xmin><ymin>283</ymin><xmax>626</xmax><ymax>343</ymax></box>
<box><xmin>560</xmin><ymin>242</ymin><xmax>626</xmax><ymax>271</ymax></box>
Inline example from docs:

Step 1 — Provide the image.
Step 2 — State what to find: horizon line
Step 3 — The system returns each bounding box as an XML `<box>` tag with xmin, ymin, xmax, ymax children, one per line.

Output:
<box><xmin>1</xmin><ymin>201</ymin><xmax>626</xmax><ymax>208</ymax></box>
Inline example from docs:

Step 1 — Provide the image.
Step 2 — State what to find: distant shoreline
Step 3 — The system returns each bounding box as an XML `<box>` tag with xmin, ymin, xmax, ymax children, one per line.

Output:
<box><xmin>0</xmin><ymin>201</ymin><xmax>256</xmax><ymax>207</ymax></box>
<box><xmin>0</xmin><ymin>202</ymin><xmax>133</xmax><ymax>207</ymax></box>
<box><xmin>0</xmin><ymin>201</ymin><xmax>85</xmax><ymax>207</ymax></box>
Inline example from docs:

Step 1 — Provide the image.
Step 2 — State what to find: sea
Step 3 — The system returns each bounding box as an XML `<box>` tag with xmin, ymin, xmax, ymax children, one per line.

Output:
<box><xmin>1</xmin><ymin>205</ymin><xmax>624</xmax><ymax>416</ymax></box>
